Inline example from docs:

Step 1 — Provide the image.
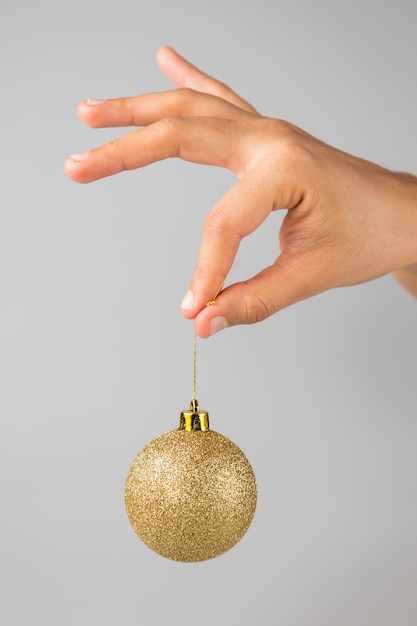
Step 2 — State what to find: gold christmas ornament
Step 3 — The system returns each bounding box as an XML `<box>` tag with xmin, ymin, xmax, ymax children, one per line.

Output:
<box><xmin>125</xmin><ymin>286</ymin><xmax>257</xmax><ymax>561</ymax></box>
<box><xmin>125</xmin><ymin>398</ymin><xmax>257</xmax><ymax>562</ymax></box>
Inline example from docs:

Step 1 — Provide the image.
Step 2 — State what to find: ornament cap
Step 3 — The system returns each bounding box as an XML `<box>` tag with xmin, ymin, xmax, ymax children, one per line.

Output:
<box><xmin>180</xmin><ymin>397</ymin><xmax>209</xmax><ymax>432</ymax></box>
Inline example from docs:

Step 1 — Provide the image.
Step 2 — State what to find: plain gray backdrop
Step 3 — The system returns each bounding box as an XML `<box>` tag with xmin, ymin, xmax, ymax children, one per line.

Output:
<box><xmin>1</xmin><ymin>0</ymin><xmax>416</xmax><ymax>624</ymax></box>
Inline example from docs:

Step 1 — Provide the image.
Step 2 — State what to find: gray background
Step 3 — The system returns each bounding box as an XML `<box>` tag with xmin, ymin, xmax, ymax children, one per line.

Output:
<box><xmin>1</xmin><ymin>0</ymin><xmax>416</xmax><ymax>624</ymax></box>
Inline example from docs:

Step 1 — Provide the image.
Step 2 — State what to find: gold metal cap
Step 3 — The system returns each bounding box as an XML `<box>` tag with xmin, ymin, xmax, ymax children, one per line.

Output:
<box><xmin>179</xmin><ymin>397</ymin><xmax>209</xmax><ymax>432</ymax></box>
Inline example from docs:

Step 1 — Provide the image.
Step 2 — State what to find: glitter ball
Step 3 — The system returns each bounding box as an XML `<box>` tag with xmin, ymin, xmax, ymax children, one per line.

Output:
<box><xmin>125</xmin><ymin>429</ymin><xmax>257</xmax><ymax>562</ymax></box>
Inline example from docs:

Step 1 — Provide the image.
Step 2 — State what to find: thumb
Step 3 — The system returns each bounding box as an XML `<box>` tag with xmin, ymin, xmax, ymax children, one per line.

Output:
<box><xmin>193</xmin><ymin>252</ymin><xmax>330</xmax><ymax>337</ymax></box>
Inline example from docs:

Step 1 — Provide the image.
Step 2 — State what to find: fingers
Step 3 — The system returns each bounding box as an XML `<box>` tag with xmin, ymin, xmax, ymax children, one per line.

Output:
<box><xmin>76</xmin><ymin>87</ymin><xmax>254</xmax><ymax>130</ymax></box>
<box><xmin>64</xmin><ymin>116</ymin><xmax>249</xmax><ymax>183</ymax></box>
<box><xmin>192</xmin><ymin>252</ymin><xmax>329</xmax><ymax>338</ymax></box>
<box><xmin>180</xmin><ymin>170</ymin><xmax>279</xmax><ymax>319</ymax></box>
<box><xmin>156</xmin><ymin>45</ymin><xmax>258</xmax><ymax>114</ymax></box>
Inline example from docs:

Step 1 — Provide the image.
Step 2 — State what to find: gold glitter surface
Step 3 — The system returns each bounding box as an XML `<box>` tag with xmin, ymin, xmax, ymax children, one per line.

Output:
<box><xmin>125</xmin><ymin>429</ymin><xmax>257</xmax><ymax>562</ymax></box>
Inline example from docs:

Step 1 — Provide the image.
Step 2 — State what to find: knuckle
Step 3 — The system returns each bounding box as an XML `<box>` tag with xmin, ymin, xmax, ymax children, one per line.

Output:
<box><xmin>194</xmin><ymin>263</ymin><xmax>225</xmax><ymax>288</ymax></box>
<box><xmin>215</xmin><ymin>80</ymin><xmax>234</xmax><ymax>100</ymax></box>
<box><xmin>202</xmin><ymin>209</ymin><xmax>242</xmax><ymax>251</ymax></box>
<box><xmin>154</xmin><ymin>116</ymin><xmax>187</xmax><ymax>154</ymax></box>
<box><xmin>107</xmin><ymin>139</ymin><xmax>126</xmax><ymax>172</ymax></box>
<box><xmin>244</xmin><ymin>292</ymin><xmax>271</xmax><ymax>324</ymax></box>
<box><xmin>164</xmin><ymin>88</ymin><xmax>199</xmax><ymax>116</ymax></box>
<box><xmin>157</xmin><ymin>115</ymin><xmax>184</xmax><ymax>133</ymax></box>
<box><xmin>255</xmin><ymin>117</ymin><xmax>293</xmax><ymax>140</ymax></box>
<box><xmin>257</xmin><ymin>118</ymin><xmax>313</xmax><ymax>166</ymax></box>
<box><xmin>203</xmin><ymin>207</ymin><xmax>231</xmax><ymax>237</ymax></box>
<box><xmin>107</xmin><ymin>138</ymin><xmax>119</xmax><ymax>152</ymax></box>
<box><xmin>173</xmin><ymin>87</ymin><xmax>196</xmax><ymax>108</ymax></box>
<box><xmin>267</xmin><ymin>117</ymin><xmax>301</xmax><ymax>138</ymax></box>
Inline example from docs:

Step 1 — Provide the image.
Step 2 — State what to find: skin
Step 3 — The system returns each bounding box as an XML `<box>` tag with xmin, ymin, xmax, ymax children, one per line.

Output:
<box><xmin>64</xmin><ymin>46</ymin><xmax>417</xmax><ymax>338</ymax></box>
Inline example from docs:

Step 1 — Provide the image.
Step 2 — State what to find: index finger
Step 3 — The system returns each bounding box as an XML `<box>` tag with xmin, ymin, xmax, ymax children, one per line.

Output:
<box><xmin>181</xmin><ymin>168</ymin><xmax>277</xmax><ymax>317</ymax></box>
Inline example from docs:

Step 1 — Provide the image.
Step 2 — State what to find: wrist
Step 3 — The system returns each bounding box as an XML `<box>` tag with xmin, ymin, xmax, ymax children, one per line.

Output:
<box><xmin>390</xmin><ymin>172</ymin><xmax>417</xmax><ymax>296</ymax></box>
<box><xmin>389</xmin><ymin>171</ymin><xmax>417</xmax><ymax>268</ymax></box>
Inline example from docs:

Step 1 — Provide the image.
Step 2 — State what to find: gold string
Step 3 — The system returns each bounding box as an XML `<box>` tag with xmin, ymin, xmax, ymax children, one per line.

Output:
<box><xmin>192</xmin><ymin>330</ymin><xmax>197</xmax><ymax>401</ymax></box>
<box><xmin>205</xmin><ymin>278</ymin><xmax>226</xmax><ymax>307</ymax></box>
<box><xmin>192</xmin><ymin>279</ymin><xmax>226</xmax><ymax>402</ymax></box>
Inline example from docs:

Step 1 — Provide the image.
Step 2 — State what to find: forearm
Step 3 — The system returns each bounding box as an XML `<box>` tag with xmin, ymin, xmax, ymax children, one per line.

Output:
<box><xmin>391</xmin><ymin>172</ymin><xmax>417</xmax><ymax>298</ymax></box>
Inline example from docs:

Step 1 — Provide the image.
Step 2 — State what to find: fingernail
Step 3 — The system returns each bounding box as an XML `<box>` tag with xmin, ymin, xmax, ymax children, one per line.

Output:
<box><xmin>181</xmin><ymin>290</ymin><xmax>194</xmax><ymax>311</ymax></box>
<box><xmin>69</xmin><ymin>152</ymin><xmax>88</xmax><ymax>162</ymax></box>
<box><xmin>209</xmin><ymin>316</ymin><xmax>228</xmax><ymax>336</ymax></box>
<box><xmin>87</xmin><ymin>98</ymin><xmax>104</xmax><ymax>105</ymax></box>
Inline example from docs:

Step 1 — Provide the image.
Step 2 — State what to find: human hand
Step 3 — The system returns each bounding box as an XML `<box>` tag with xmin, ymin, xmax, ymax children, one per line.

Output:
<box><xmin>64</xmin><ymin>46</ymin><xmax>417</xmax><ymax>337</ymax></box>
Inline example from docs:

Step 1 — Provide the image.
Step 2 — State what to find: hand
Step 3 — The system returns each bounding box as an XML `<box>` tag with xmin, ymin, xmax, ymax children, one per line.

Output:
<box><xmin>64</xmin><ymin>46</ymin><xmax>417</xmax><ymax>337</ymax></box>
